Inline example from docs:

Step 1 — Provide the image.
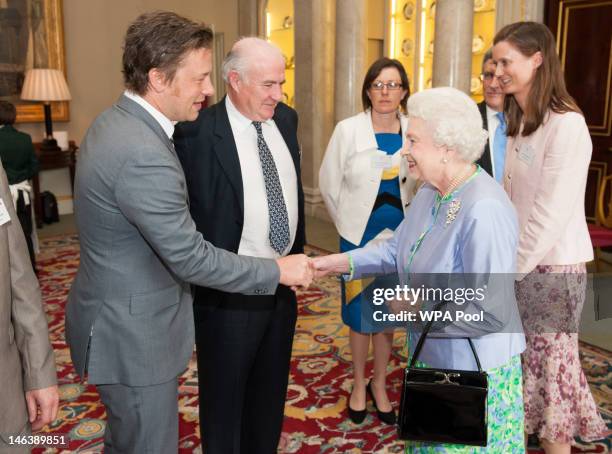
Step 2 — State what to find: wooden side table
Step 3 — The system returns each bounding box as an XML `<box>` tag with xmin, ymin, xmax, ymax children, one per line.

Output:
<box><xmin>33</xmin><ymin>141</ymin><xmax>78</xmax><ymax>228</ymax></box>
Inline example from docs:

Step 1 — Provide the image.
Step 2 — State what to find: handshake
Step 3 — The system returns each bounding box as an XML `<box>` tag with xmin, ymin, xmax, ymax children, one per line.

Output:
<box><xmin>276</xmin><ymin>253</ymin><xmax>351</xmax><ymax>289</ymax></box>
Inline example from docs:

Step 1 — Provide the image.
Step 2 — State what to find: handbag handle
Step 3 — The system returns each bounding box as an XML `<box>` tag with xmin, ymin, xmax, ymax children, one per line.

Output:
<box><xmin>408</xmin><ymin>304</ymin><xmax>484</xmax><ymax>373</ymax></box>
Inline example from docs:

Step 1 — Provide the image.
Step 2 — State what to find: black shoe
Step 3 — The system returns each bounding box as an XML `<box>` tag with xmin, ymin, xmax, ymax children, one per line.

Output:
<box><xmin>347</xmin><ymin>388</ymin><xmax>367</xmax><ymax>424</ymax></box>
<box><xmin>366</xmin><ymin>381</ymin><xmax>396</xmax><ymax>425</ymax></box>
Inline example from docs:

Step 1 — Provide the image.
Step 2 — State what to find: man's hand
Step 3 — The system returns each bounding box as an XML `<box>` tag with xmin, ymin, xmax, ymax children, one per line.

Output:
<box><xmin>277</xmin><ymin>254</ymin><xmax>313</xmax><ymax>289</ymax></box>
<box><xmin>25</xmin><ymin>385</ymin><xmax>59</xmax><ymax>431</ymax></box>
<box><xmin>387</xmin><ymin>298</ymin><xmax>412</xmax><ymax>315</ymax></box>
<box><xmin>387</xmin><ymin>296</ymin><xmax>421</xmax><ymax>315</ymax></box>
<box><xmin>311</xmin><ymin>253</ymin><xmax>350</xmax><ymax>278</ymax></box>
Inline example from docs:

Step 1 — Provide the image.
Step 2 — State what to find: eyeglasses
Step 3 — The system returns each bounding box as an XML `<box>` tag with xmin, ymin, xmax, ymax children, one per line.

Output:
<box><xmin>370</xmin><ymin>81</ymin><xmax>403</xmax><ymax>91</ymax></box>
<box><xmin>480</xmin><ymin>72</ymin><xmax>495</xmax><ymax>82</ymax></box>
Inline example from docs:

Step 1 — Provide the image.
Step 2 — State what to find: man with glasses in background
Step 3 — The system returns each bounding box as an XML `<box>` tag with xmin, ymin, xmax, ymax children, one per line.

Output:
<box><xmin>477</xmin><ymin>48</ymin><xmax>507</xmax><ymax>182</ymax></box>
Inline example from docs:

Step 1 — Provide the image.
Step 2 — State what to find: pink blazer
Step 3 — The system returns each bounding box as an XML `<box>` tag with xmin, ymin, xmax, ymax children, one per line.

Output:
<box><xmin>503</xmin><ymin>110</ymin><xmax>593</xmax><ymax>275</ymax></box>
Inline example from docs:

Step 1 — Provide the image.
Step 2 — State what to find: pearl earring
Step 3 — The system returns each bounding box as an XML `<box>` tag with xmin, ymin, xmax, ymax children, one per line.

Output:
<box><xmin>441</xmin><ymin>157</ymin><xmax>448</xmax><ymax>164</ymax></box>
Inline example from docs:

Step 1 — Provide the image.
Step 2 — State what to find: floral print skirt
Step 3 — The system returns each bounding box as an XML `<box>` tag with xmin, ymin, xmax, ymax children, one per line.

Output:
<box><xmin>405</xmin><ymin>355</ymin><xmax>525</xmax><ymax>453</ymax></box>
<box><xmin>516</xmin><ymin>263</ymin><xmax>607</xmax><ymax>444</ymax></box>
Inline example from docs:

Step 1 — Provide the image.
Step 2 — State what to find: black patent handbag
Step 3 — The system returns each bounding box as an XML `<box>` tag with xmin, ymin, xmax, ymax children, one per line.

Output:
<box><xmin>397</xmin><ymin>317</ymin><xmax>488</xmax><ymax>447</ymax></box>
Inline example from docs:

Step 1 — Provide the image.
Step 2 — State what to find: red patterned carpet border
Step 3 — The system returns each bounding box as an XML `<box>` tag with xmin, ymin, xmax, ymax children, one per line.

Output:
<box><xmin>31</xmin><ymin>234</ymin><xmax>611</xmax><ymax>453</ymax></box>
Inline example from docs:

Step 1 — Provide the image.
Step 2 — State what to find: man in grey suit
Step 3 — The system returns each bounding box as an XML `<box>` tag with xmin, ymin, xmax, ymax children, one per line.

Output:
<box><xmin>66</xmin><ymin>11</ymin><xmax>312</xmax><ymax>454</ymax></box>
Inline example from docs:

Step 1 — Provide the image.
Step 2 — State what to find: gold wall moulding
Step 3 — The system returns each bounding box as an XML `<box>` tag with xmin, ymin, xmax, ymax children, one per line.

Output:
<box><xmin>0</xmin><ymin>0</ymin><xmax>69</xmax><ymax>123</ymax></box>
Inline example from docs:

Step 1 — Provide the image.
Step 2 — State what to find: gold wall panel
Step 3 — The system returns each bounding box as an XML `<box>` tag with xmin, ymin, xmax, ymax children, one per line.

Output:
<box><xmin>587</xmin><ymin>161</ymin><xmax>609</xmax><ymax>222</ymax></box>
<box><xmin>389</xmin><ymin>0</ymin><xmax>496</xmax><ymax>101</ymax></box>
<box><xmin>265</xmin><ymin>0</ymin><xmax>294</xmax><ymax>107</ymax></box>
<box><xmin>3</xmin><ymin>0</ymin><xmax>70</xmax><ymax>123</ymax></box>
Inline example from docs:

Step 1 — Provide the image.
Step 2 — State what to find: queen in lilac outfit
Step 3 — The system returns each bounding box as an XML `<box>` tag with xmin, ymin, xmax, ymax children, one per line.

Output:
<box><xmin>314</xmin><ymin>87</ymin><xmax>527</xmax><ymax>453</ymax></box>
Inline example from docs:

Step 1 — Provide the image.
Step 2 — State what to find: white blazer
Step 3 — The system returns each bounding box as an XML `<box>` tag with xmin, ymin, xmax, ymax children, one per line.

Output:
<box><xmin>319</xmin><ymin>110</ymin><xmax>418</xmax><ymax>245</ymax></box>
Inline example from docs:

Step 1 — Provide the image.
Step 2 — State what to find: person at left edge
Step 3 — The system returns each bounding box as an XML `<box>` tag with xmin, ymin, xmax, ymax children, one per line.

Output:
<box><xmin>174</xmin><ymin>37</ymin><xmax>304</xmax><ymax>454</ymax></box>
<box><xmin>66</xmin><ymin>12</ymin><xmax>312</xmax><ymax>454</ymax></box>
<box><xmin>0</xmin><ymin>163</ymin><xmax>59</xmax><ymax>454</ymax></box>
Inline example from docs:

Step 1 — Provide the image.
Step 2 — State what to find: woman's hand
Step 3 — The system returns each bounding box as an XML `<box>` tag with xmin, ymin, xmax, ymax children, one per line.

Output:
<box><xmin>311</xmin><ymin>253</ymin><xmax>350</xmax><ymax>278</ymax></box>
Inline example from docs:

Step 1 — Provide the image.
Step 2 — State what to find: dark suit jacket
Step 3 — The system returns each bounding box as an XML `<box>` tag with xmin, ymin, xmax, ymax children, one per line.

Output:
<box><xmin>0</xmin><ymin>125</ymin><xmax>39</xmax><ymax>185</ymax></box>
<box><xmin>174</xmin><ymin>97</ymin><xmax>305</xmax><ymax>307</ymax></box>
<box><xmin>476</xmin><ymin>101</ymin><xmax>493</xmax><ymax>177</ymax></box>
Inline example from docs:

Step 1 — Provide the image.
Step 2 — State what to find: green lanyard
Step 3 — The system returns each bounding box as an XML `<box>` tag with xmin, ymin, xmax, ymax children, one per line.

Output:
<box><xmin>404</xmin><ymin>198</ymin><xmax>443</xmax><ymax>275</ymax></box>
<box><xmin>404</xmin><ymin>200</ymin><xmax>443</xmax><ymax>357</ymax></box>
<box><xmin>404</xmin><ymin>166</ymin><xmax>481</xmax><ymax>354</ymax></box>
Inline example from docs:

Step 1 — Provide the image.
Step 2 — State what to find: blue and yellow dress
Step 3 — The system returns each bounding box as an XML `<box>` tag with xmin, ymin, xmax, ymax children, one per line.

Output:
<box><xmin>340</xmin><ymin>132</ymin><xmax>404</xmax><ymax>333</ymax></box>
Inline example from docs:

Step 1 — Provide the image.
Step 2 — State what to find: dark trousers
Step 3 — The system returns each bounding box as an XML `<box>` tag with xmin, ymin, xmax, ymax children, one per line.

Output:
<box><xmin>15</xmin><ymin>190</ymin><xmax>36</xmax><ymax>273</ymax></box>
<box><xmin>195</xmin><ymin>285</ymin><xmax>297</xmax><ymax>454</ymax></box>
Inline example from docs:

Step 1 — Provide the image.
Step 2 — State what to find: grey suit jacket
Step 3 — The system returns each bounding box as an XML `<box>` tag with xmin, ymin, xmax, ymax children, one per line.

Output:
<box><xmin>66</xmin><ymin>95</ymin><xmax>280</xmax><ymax>386</ymax></box>
<box><xmin>0</xmin><ymin>166</ymin><xmax>56</xmax><ymax>441</ymax></box>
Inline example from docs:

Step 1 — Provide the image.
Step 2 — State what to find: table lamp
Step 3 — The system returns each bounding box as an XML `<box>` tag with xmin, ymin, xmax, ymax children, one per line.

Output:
<box><xmin>20</xmin><ymin>68</ymin><xmax>72</xmax><ymax>151</ymax></box>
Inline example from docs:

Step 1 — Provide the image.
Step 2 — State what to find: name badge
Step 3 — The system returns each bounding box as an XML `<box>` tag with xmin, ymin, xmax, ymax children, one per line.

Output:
<box><xmin>0</xmin><ymin>199</ymin><xmax>11</xmax><ymax>226</ymax></box>
<box><xmin>372</xmin><ymin>154</ymin><xmax>393</xmax><ymax>169</ymax></box>
<box><xmin>517</xmin><ymin>143</ymin><xmax>536</xmax><ymax>166</ymax></box>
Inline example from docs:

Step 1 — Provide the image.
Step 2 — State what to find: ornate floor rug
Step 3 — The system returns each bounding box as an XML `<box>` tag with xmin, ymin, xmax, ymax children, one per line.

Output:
<box><xmin>32</xmin><ymin>235</ymin><xmax>611</xmax><ymax>453</ymax></box>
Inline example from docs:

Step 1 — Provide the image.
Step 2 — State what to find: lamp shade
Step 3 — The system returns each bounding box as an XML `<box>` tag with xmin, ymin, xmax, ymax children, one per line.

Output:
<box><xmin>21</xmin><ymin>69</ymin><xmax>72</xmax><ymax>101</ymax></box>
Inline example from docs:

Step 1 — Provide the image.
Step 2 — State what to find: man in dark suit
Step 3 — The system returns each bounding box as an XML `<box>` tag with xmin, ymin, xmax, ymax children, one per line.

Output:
<box><xmin>476</xmin><ymin>48</ymin><xmax>506</xmax><ymax>181</ymax></box>
<box><xmin>174</xmin><ymin>37</ymin><xmax>304</xmax><ymax>454</ymax></box>
<box><xmin>0</xmin><ymin>102</ymin><xmax>39</xmax><ymax>185</ymax></box>
<box><xmin>0</xmin><ymin>101</ymin><xmax>39</xmax><ymax>270</ymax></box>
<box><xmin>68</xmin><ymin>14</ymin><xmax>312</xmax><ymax>454</ymax></box>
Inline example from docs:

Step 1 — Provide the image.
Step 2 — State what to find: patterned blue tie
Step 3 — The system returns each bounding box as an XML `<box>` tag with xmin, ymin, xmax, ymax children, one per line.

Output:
<box><xmin>252</xmin><ymin>121</ymin><xmax>290</xmax><ymax>255</ymax></box>
<box><xmin>493</xmin><ymin>111</ymin><xmax>507</xmax><ymax>183</ymax></box>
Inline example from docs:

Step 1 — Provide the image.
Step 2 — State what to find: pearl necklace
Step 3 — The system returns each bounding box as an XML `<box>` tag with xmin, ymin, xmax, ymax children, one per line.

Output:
<box><xmin>442</xmin><ymin>164</ymin><xmax>476</xmax><ymax>198</ymax></box>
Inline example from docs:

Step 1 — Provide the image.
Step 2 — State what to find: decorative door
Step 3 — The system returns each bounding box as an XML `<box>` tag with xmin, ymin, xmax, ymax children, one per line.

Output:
<box><xmin>546</xmin><ymin>0</ymin><xmax>612</xmax><ymax>221</ymax></box>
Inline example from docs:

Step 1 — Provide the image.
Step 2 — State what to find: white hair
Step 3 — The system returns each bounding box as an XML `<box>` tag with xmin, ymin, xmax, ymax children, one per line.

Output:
<box><xmin>222</xmin><ymin>37</ymin><xmax>284</xmax><ymax>84</ymax></box>
<box><xmin>407</xmin><ymin>87</ymin><xmax>488</xmax><ymax>163</ymax></box>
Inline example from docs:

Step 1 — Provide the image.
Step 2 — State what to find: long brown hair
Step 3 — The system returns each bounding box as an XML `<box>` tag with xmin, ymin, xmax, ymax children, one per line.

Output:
<box><xmin>493</xmin><ymin>22</ymin><xmax>581</xmax><ymax>137</ymax></box>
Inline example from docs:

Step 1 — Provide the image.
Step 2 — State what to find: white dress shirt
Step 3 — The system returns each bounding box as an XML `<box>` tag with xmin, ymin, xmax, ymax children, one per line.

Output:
<box><xmin>225</xmin><ymin>95</ymin><xmax>298</xmax><ymax>259</ymax></box>
<box><xmin>485</xmin><ymin>105</ymin><xmax>503</xmax><ymax>180</ymax></box>
<box><xmin>124</xmin><ymin>91</ymin><xmax>175</xmax><ymax>139</ymax></box>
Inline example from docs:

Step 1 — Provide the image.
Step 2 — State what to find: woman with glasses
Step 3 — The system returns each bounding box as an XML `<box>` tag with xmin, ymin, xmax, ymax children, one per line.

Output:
<box><xmin>319</xmin><ymin>57</ymin><xmax>417</xmax><ymax>425</ymax></box>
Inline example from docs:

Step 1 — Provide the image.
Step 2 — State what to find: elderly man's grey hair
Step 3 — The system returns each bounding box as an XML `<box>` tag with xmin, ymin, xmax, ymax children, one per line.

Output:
<box><xmin>222</xmin><ymin>37</ymin><xmax>285</xmax><ymax>84</ymax></box>
<box><xmin>481</xmin><ymin>48</ymin><xmax>493</xmax><ymax>74</ymax></box>
<box><xmin>407</xmin><ymin>87</ymin><xmax>488</xmax><ymax>164</ymax></box>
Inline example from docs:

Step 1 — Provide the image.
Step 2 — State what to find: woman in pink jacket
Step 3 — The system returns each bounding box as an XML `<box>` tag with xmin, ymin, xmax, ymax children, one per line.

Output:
<box><xmin>493</xmin><ymin>22</ymin><xmax>606</xmax><ymax>454</ymax></box>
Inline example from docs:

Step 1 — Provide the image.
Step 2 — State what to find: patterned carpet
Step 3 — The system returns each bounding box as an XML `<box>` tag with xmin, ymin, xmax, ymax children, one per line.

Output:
<box><xmin>32</xmin><ymin>235</ymin><xmax>611</xmax><ymax>453</ymax></box>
